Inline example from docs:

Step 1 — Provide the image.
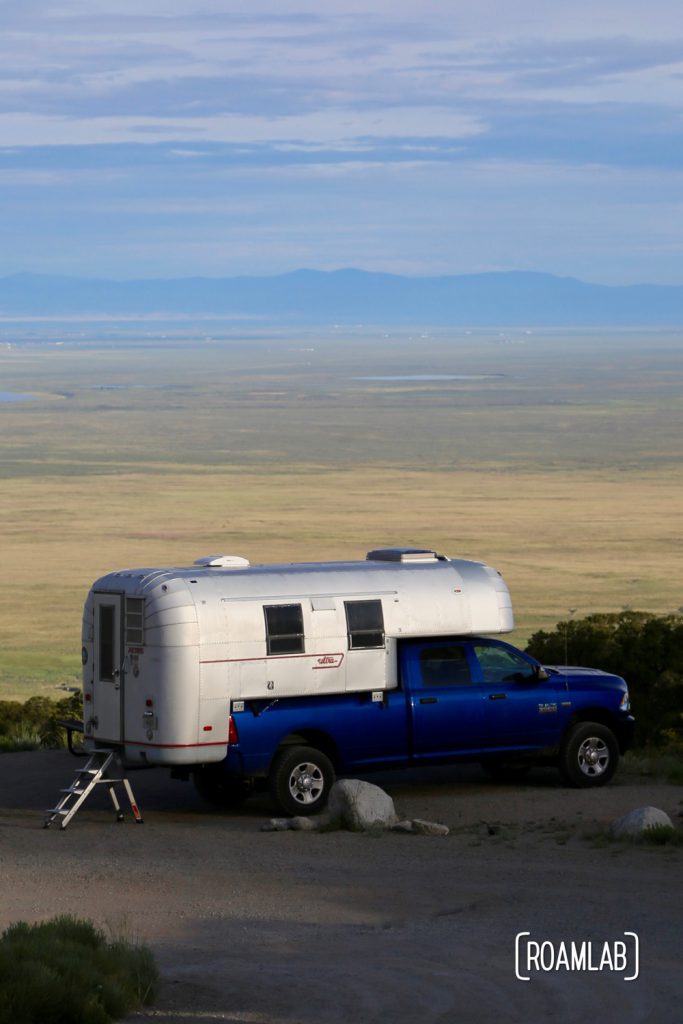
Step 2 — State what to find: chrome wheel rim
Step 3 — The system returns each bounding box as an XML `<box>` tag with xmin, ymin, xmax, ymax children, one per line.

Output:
<box><xmin>577</xmin><ymin>736</ymin><xmax>610</xmax><ymax>777</ymax></box>
<box><xmin>288</xmin><ymin>761</ymin><xmax>324</xmax><ymax>805</ymax></box>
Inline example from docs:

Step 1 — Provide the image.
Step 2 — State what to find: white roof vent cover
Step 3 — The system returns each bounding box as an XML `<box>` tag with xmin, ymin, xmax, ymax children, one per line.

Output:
<box><xmin>366</xmin><ymin>548</ymin><xmax>439</xmax><ymax>563</ymax></box>
<box><xmin>193</xmin><ymin>555</ymin><xmax>251</xmax><ymax>569</ymax></box>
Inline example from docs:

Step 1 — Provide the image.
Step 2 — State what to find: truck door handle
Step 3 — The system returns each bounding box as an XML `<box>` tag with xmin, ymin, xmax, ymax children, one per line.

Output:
<box><xmin>419</xmin><ymin>697</ymin><xmax>438</xmax><ymax>704</ymax></box>
<box><xmin>488</xmin><ymin>693</ymin><xmax>507</xmax><ymax>700</ymax></box>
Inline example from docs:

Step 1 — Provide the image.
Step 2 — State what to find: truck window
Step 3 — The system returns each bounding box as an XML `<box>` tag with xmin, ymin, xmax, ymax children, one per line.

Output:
<box><xmin>419</xmin><ymin>645</ymin><xmax>472</xmax><ymax>687</ymax></box>
<box><xmin>345</xmin><ymin>599</ymin><xmax>384</xmax><ymax>649</ymax></box>
<box><xmin>473</xmin><ymin>643</ymin><xmax>536</xmax><ymax>684</ymax></box>
<box><xmin>264</xmin><ymin>604</ymin><xmax>305</xmax><ymax>655</ymax></box>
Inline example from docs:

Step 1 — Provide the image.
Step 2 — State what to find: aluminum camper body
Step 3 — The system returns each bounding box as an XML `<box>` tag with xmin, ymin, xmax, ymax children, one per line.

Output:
<box><xmin>81</xmin><ymin>548</ymin><xmax>513</xmax><ymax>766</ymax></box>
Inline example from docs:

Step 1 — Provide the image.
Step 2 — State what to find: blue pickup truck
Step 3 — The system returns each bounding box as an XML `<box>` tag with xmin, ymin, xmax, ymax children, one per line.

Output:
<box><xmin>190</xmin><ymin>634</ymin><xmax>634</xmax><ymax>815</ymax></box>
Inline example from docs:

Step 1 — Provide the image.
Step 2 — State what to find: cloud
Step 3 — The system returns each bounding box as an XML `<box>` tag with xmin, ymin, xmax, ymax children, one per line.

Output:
<box><xmin>0</xmin><ymin>108</ymin><xmax>485</xmax><ymax>148</ymax></box>
<box><xmin>0</xmin><ymin>1</ymin><xmax>681</xmax><ymax>282</ymax></box>
<box><xmin>0</xmin><ymin>4</ymin><xmax>680</xmax><ymax>163</ymax></box>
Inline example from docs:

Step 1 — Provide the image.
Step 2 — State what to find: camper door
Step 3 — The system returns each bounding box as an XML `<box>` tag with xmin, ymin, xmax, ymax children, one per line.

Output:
<box><xmin>92</xmin><ymin>593</ymin><xmax>124</xmax><ymax>743</ymax></box>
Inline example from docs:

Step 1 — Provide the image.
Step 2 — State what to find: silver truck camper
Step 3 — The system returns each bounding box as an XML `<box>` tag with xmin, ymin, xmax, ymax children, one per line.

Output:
<box><xmin>81</xmin><ymin>547</ymin><xmax>513</xmax><ymax>766</ymax></box>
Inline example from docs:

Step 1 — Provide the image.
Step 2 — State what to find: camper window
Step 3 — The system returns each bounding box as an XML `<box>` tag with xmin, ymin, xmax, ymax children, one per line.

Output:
<box><xmin>99</xmin><ymin>604</ymin><xmax>116</xmax><ymax>680</ymax></box>
<box><xmin>125</xmin><ymin>597</ymin><xmax>144</xmax><ymax>646</ymax></box>
<box><xmin>345</xmin><ymin>599</ymin><xmax>385</xmax><ymax>649</ymax></box>
<box><xmin>264</xmin><ymin>603</ymin><xmax>305</xmax><ymax>655</ymax></box>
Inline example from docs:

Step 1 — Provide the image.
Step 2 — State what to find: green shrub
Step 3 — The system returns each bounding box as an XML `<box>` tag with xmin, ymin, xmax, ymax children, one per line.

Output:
<box><xmin>639</xmin><ymin>824</ymin><xmax>681</xmax><ymax>846</ymax></box>
<box><xmin>622</xmin><ymin>745</ymin><xmax>683</xmax><ymax>784</ymax></box>
<box><xmin>526</xmin><ymin>611</ymin><xmax>683</xmax><ymax>748</ymax></box>
<box><xmin>0</xmin><ymin>692</ymin><xmax>83</xmax><ymax>753</ymax></box>
<box><xmin>586</xmin><ymin>824</ymin><xmax>682</xmax><ymax>848</ymax></box>
<box><xmin>0</xmin><ymin>915</ymin><xmax>158</xmax><ymax>1024</ymax></box>
<box><xmin>0</xmin><ymin>729</ymin><xmax>42</xmax><ymax>753</ymax></box>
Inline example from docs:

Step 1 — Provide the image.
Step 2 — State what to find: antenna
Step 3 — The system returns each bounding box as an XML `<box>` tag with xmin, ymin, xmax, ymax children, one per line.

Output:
<box><xmin>564</xmin><ymin>607</ymin><xmax>577</xmax><ymax>667</ymax></box>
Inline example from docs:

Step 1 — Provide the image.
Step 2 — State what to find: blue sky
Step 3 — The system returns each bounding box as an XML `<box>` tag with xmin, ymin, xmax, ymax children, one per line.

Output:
<box><xmin>1</xmin><ymin>1</ymin><xmax>682</xmax><ymax>283</ymax></box>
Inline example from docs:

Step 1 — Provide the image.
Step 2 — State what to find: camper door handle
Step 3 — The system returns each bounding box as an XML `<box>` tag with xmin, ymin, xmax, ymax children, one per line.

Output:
<box><xmin>112</xmin><ymin>668</ymin><xmax>120</xmax><ymax>678</ymax></box>
<box><xmin>419</xmin><ymin>697</ymin><xmax>438</xmax><ymax>704</ymax></box>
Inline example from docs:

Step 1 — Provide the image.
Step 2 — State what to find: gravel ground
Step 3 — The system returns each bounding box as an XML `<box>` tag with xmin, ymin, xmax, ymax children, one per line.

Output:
<box><xmin>1</xmin><ymin>750</ymin><xmax>682</xmax><ymax>1023</ymax></box>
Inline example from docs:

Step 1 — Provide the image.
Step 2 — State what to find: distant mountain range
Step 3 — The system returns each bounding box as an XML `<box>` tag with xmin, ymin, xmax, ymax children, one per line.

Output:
<box><xmin>1</xmin><ymin>269</ymin><xmax>683</xmax><ymax>326</ymax></box>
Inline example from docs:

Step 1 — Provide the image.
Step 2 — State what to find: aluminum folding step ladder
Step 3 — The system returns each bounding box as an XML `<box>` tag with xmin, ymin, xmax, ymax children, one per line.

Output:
<box><xmin>44</xmin><ymin>749</ymin><xmax>143</xmax><ymax>830</ymax></box>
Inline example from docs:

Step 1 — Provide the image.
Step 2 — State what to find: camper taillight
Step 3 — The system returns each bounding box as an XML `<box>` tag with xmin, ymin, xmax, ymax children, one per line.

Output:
<box><xmin>228</xmin><ymin>716</ymin><xmax>239</xmax><ymax>745</ymax></box>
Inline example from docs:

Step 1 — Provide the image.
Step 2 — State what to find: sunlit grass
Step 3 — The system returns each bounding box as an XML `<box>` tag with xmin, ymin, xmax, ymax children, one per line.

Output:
<box><xmin>1</xmin><ymin>465</ymin><xmax>682</xmax><ymax>696</ymax></box>
<box><xmin>1</xmin><ymin>330</ymin><xmax>682</xmax><ymax>696</ymax></box>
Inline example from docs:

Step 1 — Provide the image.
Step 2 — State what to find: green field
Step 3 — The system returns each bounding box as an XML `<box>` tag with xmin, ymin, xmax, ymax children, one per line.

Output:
<box><xmin>1</xmin><ymin>325</ymin><xmax>682</xmax><ymax>699</ymax></box>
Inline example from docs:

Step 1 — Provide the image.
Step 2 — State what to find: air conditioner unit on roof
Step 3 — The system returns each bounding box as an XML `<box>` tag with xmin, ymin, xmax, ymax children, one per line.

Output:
<box><xmin>366</xmin><ymin>548</ymin><xmax>439</xmax><ymax>563</ymax></box>
<box><xmin>193</xmin><ymin>555</ymin><xmax>251</xmax><ymax>569</ymax></box>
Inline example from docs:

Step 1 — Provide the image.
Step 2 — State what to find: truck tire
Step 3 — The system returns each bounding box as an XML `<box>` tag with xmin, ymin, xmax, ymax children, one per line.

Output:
<box><xmin>193</xmin><ymin>766</ymin><xmax>254</xmax><ymax>808</ymax></box>
<box><xmin>559</xmin><ymin>722</ymin><xmax>618</xmax><ymax>788</ymax></box>
<box><xmin>269</xmin><ymin>745</ymin><xmax>335</xmax><ymax>816</ymax></box>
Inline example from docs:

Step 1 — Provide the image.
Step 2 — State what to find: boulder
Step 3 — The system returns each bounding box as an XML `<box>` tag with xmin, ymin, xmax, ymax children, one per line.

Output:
<box><xmin>327</xmin><ymin>779</ymin><xmax>398</xmax><ymax>832</ymax></box>
<box><xmin>610</xmin><ymin>806</ymin><xmax>673</xmax><ymax>839</ymax></box>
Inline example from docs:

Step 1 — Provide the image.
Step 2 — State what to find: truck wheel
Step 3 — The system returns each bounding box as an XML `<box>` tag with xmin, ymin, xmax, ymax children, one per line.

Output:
<box><xmin>193</xmin><ymin>766</ymin><xmax>254</xmax><ymax>808</ymax></box>
<box><xmin>559</xmin><ymin>722</ymin><xmax>618</xmax><ymax>788</ymax></box>
<box><xmin>269</xmin><ymin>745</ymin><xmax>335</xmax><ymax>816</ymax></box>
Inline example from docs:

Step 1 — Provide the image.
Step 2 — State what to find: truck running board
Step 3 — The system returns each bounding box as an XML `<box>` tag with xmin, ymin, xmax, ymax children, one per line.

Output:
<box><xmin>43</xmin><ymin>749</ymin><xmax>143</xmax><ymax>830</ymax></box>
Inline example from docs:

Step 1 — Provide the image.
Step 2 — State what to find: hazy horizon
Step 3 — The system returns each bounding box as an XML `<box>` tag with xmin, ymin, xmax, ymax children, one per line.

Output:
<box><xmin>2</xmin><ymin>269</ymin><xmax>683</xmax><ymax>326</ymax></box>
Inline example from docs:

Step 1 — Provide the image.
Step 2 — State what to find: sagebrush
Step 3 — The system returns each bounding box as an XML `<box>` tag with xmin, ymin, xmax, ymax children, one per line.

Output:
<box><xmin>0</xmin><ymin>914</ymin><xmax>158</xmax><ymax>1024</ymax></box>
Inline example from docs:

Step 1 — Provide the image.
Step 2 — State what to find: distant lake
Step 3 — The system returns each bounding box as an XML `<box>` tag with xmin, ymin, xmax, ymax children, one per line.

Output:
<box><xmin>0</xmin><ymin>391</ymin><xmax>35</xmax><ymax>402</ymax></box>
<box><xmin>353</xmin><ymin>374</ymin><xmax>504</xmax><ymax>382</ymax></box>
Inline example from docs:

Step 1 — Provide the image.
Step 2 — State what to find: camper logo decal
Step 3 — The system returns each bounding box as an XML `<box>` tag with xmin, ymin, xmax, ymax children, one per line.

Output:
<box><xmin>313</xmin><ymin>654</ymin><xmax>344</xmax><ymax>670</ymax></box>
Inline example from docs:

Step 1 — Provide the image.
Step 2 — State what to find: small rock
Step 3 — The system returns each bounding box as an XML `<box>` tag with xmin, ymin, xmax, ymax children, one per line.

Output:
<box><xmin>391</xmin><ymin>820</ymin><xmax>416</xmax><ymax>834</ymax></box>
<box><xmin>411</xmin><ymin>818</ymin><xmax>449</xmax><ymax>837</ymax></box>
<box><xmin>610</xmin><ymin>806</ymin><xmax>673</xmax><ymax>839</ymax></box>
<box><xmin>261</xmin><ymin>818</ymin><xmax>294</xmax><ymax>832</ymax></box>
<box><xmin>327</xmin><ymin>779</ymin><xmax>398</xmax><ymax>832</ymax></box>
<box><xmin>290</xmin><ymin>816</ymin><xmax>319</xmax><ymax>831</ymax></box>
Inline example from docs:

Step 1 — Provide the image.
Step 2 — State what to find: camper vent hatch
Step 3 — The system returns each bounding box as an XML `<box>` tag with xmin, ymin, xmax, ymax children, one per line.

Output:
<box><xmin>366</xmin><ymin>548</ymin><xmax>439</xmax><ymax>563</ymax></box>
<box><xmin>193</xmin><ymin>555</ymin><xmax>251</xmax><ymax>569</ymax></box>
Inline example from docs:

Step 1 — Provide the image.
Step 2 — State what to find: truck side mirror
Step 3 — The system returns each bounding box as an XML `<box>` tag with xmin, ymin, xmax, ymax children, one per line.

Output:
<box><xmin>536</xmin><ymin>666</ymin><xmax>549</xmax><ymax>682</ymax></box>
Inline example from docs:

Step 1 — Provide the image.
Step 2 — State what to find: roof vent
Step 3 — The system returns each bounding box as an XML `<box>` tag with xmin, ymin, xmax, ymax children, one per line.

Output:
<box><xmin>193</xmin><ymin>555</ymin><xmax>251</xmax><ymax>569</ymax></box>
<box><xmin>366</xmin><ymin>548</ymin><xmax>439</xmax><ymax>563</ymax></box>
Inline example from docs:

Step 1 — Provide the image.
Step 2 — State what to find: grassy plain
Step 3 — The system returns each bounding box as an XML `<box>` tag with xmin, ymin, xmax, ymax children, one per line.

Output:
<box><xmin>1</xmin><ymin>325</ymin><xmax>682</xmax><ymax>699</ymax></box>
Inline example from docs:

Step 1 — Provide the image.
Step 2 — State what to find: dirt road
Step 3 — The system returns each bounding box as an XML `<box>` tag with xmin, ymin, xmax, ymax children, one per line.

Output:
<box><xmin>1</xmin><ymin>750</ymin><xmax>681</xmax><ymax>1023</ymax></box>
